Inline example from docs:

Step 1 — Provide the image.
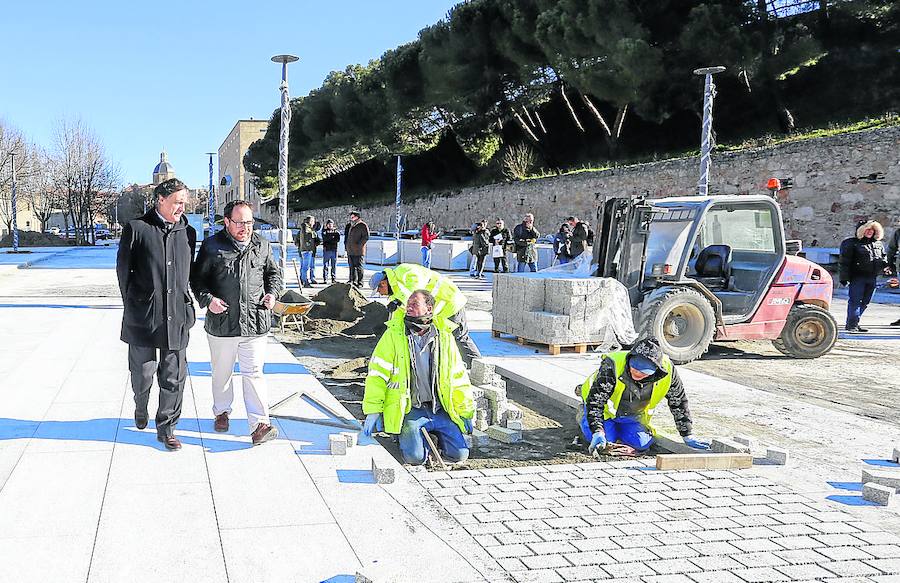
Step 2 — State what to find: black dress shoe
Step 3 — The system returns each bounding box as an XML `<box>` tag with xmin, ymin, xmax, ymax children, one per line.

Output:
<box><xmin>157</xmin><ymin>434</ymin><xmax>182</xmax><ymax>451</ymax></box>
<box><xmin>135</xmin><ymin>412</ymin><xmax>148</xmax><ymax>430</ymax></box>
<box><xmin>891</xmin><ymin>319</ymin><xmax>900</xmax><ymax>327</ymax></box>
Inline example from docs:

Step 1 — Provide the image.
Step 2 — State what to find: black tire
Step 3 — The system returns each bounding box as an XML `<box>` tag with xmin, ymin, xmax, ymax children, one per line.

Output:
<box><xmin>638</xmin><ymin>287</ymin><xmax>716</xmax><ymax>364</ymax></box>
<box><xmin>772</xmin><ymin>304</ymin><xmax>837</xmax><ymax>358</ymax></box>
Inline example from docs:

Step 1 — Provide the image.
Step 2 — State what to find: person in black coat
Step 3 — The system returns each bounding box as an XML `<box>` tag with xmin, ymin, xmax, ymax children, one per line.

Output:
<box><xmin>116</xmin><ymin>178</ymin><xmax>197</xmax><ymax>450</ymax></box>
<box><xmin>839</xmin><ymin>220</ymin><xmax>889</xmax><ymax>333</ymax></box>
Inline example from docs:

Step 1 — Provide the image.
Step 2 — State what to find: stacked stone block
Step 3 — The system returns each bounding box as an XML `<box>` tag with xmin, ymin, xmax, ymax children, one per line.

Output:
<box><xmin>492</xmin><ymin>273</ymin><xmax>625</xmax><ymax>346</ymax></box>
<box><xmin>469</xmin><ymin>359</ymin><xmax>523</xmax><ymax>445</ymax></box>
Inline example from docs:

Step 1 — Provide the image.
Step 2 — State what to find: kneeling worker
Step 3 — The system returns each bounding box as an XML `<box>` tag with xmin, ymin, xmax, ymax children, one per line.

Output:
<box><xmin>579</xmin><ymin>337</ymin><xmax>710</xmax><ymax>454</ymax></box>
<box><xmin>370</xmin><ymin>263</ymin><xmax>481</xmax><ymax>364</ymax></box>
<box><xmin>361</xmin><ymin>289</ymin><xmax>475</xmax><ymax>465</ymax></box>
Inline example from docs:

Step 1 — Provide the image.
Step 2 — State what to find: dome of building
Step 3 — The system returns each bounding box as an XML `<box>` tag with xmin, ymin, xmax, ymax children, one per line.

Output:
<box><xmin>152</xmin><ymin>151</ymin><xmax>175</xmax><ymax>185</ymax></box>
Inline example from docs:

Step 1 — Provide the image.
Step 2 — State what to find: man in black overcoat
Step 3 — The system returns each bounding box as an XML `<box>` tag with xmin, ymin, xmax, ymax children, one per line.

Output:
<box><xmin>116</xmin><ymin>178</ymin><xmax>197</xmax><ymax>450</ymax></box>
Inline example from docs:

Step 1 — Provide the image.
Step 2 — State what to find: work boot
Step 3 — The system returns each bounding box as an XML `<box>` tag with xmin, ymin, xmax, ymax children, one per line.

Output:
<box><xmin>857</xmin><ymin>325</ymin><xmax>869</xmax><ymax>333</ymax></box>
<box><xmin>134</xmin><ymin>410</ymin><xmax>148</xmax><ymax>430</ymax></box>
<box><xmin>891</xmin><ymin>319</ymin><xmax>900</xmax><ymax>327</ymax></box>
<box><xmin>157</xmin><ymin>433</ymin><xmax>182</xmax><ymax>451</ymax></box>
<box><xmin>251</xmin><ymin>423</ymin><xmax>278</xmax><ymax>446</ymax></box>
<box><xmin>214</xmin><ymin>412</ymin><xmax>229</xmax><ymax>433</ymax></box>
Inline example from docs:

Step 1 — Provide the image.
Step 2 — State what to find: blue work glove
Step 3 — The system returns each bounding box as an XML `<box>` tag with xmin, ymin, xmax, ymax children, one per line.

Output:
<box><xmin>588</xmin><ymin>432</ymin><xmax>607</xmax><ymax>454</ymax></box>
<box><xmin>683</xmin><ymin>434</ymin><xmax>711</xmax><ymax>450</ymax></box>
<box><xmin>463</xmin><ymin>417</ymin><xmax>473</xmax><ymax>434</ymax></box>
<box><xmin>362</xmin><ymin>413</ymin><xmax>384</xmax><ymax>437</ymax></box>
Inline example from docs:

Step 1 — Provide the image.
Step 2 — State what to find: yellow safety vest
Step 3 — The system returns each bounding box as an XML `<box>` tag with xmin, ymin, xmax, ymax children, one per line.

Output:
<box><xmin>384</xmin><ymin>263</ymin><xmax>466</xmax><ymax>321</ymax></box>
<box><xmin>580</xmin><ymin>351</ymin><xmax>673</xmax><ymax>436</ymax></box>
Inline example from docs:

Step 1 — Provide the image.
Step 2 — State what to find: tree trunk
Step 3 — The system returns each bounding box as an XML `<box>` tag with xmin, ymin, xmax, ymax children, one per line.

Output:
<box><xmin>580</xmin><ymin>93</ymin><xmax>612</xmax><ymax>136</ymax></box>
<box><xmin>559</xmin><ymin>84</ymin><xmax>585</xmax><ymax>132</ymax></box>
<box><xmin>514</xmin><ymin>112</ymin><xmax>540</xmax><ymax>143</ymax></box>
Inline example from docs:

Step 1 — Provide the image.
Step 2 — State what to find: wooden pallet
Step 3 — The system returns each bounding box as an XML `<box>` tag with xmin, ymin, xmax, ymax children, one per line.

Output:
<box><xmin>492</xmin><ymin>330</ymin><xmax>589</xmax><ymax>355</ymax></box>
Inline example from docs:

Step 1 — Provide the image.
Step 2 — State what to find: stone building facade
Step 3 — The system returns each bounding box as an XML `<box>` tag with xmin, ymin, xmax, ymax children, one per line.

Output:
<box><xmin>218</xmin><ymin>120</ymin><xmax>268</xmax><ymax>216</ymax></box>
<box><xmin>303</xmin><ymin>126</ymin><xmax>899</xmax><ymax>247</ymax></box>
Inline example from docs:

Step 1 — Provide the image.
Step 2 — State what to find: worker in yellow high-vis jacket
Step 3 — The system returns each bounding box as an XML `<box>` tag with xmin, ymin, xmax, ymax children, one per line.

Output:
<box><xmin>370</xmin><ymin>263</ymin><xmax>481</xmax><ymax>364</ymax></box>
<box><xmin>578</xmin><ymin>337</ymin><xmax>710</xmax><ymax>454</ymax></box>
<box><xmin>362</xmin><ymin>288</ymin><xmax>475</xmax><ymax>465</ymax></box>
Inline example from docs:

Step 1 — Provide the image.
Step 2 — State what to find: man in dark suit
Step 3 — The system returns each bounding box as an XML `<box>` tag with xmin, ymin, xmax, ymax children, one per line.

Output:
<box><xmin>116</xmin><ymin>178</ymin><xmax>197</xmax><ymax>450</ymax></box>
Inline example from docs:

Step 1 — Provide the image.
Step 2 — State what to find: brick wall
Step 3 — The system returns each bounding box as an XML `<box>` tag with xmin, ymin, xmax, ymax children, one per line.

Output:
<box><xmin>300</xmin><ymin>126</ymin><xmax>899</xmax><ymax>247</ymax></box>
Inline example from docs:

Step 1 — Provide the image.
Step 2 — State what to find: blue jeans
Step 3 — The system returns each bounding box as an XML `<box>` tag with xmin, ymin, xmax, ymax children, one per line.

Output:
<box><xmin>322</xmin><ymin>249</ymin><xmax>337</xmax><ymax>281</ymax></box>
<box><xmin>846</xmin><ymin>276</ymin><xmax>876</xmax><ymax>329</ymax></box>
<box><xmin>579</xmin><ymin>405</ymin><xmax>654</xmax><ymax>451</ymax></box>
<box><xmin>421</xmin><ymin>246</ymin><xmax>432</xmax><ymax>268</ymax></box>
<box><xmin>300</xmin><ymin>251</ymin><xmax>314</xmax><ymax>284</ymax></box>
<box><xmin>517</xmin><ymin>261</ymin><xmax>536</xmax><ymax>273</ymax></box>
<box><xmin>399</xmin><ymin>407</ymin><xmax>469</xmax><ymax>465</ymax></box>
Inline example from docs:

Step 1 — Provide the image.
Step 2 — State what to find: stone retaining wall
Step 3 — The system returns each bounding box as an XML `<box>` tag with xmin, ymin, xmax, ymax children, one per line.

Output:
<box><xmin>297</xmin><ymin>126</ymin><xmax>899</xmax><ymax>247</ymax></box>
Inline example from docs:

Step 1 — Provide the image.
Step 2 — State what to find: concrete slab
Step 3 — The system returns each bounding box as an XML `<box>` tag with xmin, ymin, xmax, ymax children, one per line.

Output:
<box><xmin>0</xmin><ymin>534</ymin><xmax>94</xmax><ymax>582</ymax></box>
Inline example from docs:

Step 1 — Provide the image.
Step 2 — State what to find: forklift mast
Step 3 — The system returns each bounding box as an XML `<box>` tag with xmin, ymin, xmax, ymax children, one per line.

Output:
<box><xmin>593</xmin><ymin>195</ymin><xmax>653</xmax><ymax>306</ymax></box>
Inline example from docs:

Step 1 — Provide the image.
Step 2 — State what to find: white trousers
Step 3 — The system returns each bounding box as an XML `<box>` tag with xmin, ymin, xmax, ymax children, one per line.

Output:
<box><xmin>207</xmin><ymin>333</ymin><xmax>270</xmax><ymax>431</ymax></box>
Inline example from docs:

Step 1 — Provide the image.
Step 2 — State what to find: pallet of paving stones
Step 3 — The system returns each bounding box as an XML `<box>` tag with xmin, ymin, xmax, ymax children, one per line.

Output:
<box><xmin>491</xmin><ymin>330</ymin><xmax>603</xmax><ymax>356</ymax></box>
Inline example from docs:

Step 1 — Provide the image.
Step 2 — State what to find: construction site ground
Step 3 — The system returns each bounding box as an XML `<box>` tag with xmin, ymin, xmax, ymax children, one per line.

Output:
<box><xmin>3</xmin><ymin>246</ymin><xmax>900</xmax><ymax>583</ymax></box>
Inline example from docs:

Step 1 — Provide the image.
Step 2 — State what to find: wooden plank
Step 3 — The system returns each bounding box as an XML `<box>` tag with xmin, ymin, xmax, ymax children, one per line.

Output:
<box><xmin>548</xmin><ymin>344</ymin><xmax>561</xmax><ymax>355</ymax></box>
<box><xmin>491</xmin><ymin>330</ymin><xmax>501</xmax><ymax>338</ymax></box>
<box><xmin>574</xmin><ymin>344</ymin><xmax>587</xmax><ymax>354</ymax></box>
<box><xmin>516</xmin><ymin>337</ymin><xmax>527</xmax><ymax>345</ymax></box>
<box><xmin>656</xmin><ymin>453</ymin><xmax>753</xmax><ymax>471</ymax></box>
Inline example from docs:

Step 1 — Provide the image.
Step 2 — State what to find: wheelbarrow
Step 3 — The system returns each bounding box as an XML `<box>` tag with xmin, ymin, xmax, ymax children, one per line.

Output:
<box><xmin>273</xmin><ymin>299</ymin><xmax>324</xmax><ymax>334</ymax></box>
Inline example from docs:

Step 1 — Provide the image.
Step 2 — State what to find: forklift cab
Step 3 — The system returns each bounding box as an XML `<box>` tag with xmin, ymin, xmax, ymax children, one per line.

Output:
<box><xmin>644</xmin><ymin>196</ymin><xmax>785</xmax><ymax>323</ymax></box>
<box><xmin>595</xmin><ymin>195</ymin><xmax>786</xmax><ymax>324</ymax></box>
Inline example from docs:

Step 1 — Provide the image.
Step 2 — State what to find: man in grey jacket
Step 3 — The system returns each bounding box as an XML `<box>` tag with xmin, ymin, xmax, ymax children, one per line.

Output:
<box><xmin>191</xmin><ymin>200</ymin><xmax>283</xmax><ymax>445</ymax></box>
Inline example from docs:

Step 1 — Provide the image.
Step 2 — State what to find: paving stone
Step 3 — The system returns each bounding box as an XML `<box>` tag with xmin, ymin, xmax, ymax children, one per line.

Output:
<box><xmin>493</xmin><ymin>490</ymin><xmax>535</xmax><ymax>502</ymax></box>
<box><xmin>464</xmin><ymin>522</ymin><xmax>510</xmax><ymax>535</ymax></box>
<box><xmin>643</xmin><ymin>575</ymin><xmax>694</xmax><ymax>583</ymax></box>
<box><xmin>689</xmin><ymin>541</ymin><xmax>743</xmax><ymax>556</ymax></box>
<box><xmin>551</xmin><ymin>506</ymin><xmax>595</xmax><ymax>519</ymax></box>
<box><xmin>483</xmin><ymin>501</ymin><xmax>526</xmax><ymax>512</ymax></box>
<box><xmin>731</xmin><ymin>539</ymin><xmax>784</xmax><ymax>553</ymax></box>
<box><xmin>649</xmin><ymin>544</ymin><xmax>702</xmax><ymax>560</ymax></box>
<box><xmin>570</xmin><ymin>537</ymin><xmax>616</xmax><ymax>552</ymax></box>
<box><xmin>545</xmin><ymin>517</ymin><xmax>590</xmax><ymax>529</ymax></box>
<box><xmin>497</xmin><ymin>557</ymin><xmax>527</xmax><ymax>572</ymax></box>
<box><xmin>536</xmin><ymin>528</ymin><xmax>582</xmax><ymax>542</ymax></box>
<box><xmin>511</xmin><ymin>568</ymin><xmax>565</xmax><ymax>583</ymax></box>
<box><xmin>816</xmin><ymin>560</ymin><xmax>881</xmax><ymax>577</ymax></box>
<box><xmin>856</xmin><ymin>532</ymin><xmax>900</xmax><ymax>545</ymax></box>
<box><xmin>868</xmin><ymin>558</ymin><xmax>900</xmax><ymax>574</ymax></box>
<box><xmin>495</xmin><ymin>531</ymin><xmax>545</xmax><ymax>545</ymax></box>
<box><xmin>557</xmin><ymin>564</ymin><xmax>610</xmax><ymax>582</ymax></box>
<box><xmin>770</xmin><ymin>524</ymin><xmax>819</xmax><ymax>537</ymax></box>
<box><xmin>611</xmin><ymin>534</ymin><xmax>664</xmax><ymax>549</ymax></box>
<box><xmin>689</xmin><ymin>556</ymin><xmax>745</xmax><ymax>572</ymax></box>
<box><xmin>862</xmin><ymin>468</ymin><xmax>900</xmax><ymax>490</ymax></box>
<box><xmin>528</xmin><ymin>541</ymin><xmax>578</xmax><ymax>556</ymax></box>
<box><xmin>520</xmin><ymin>499</ymin><xmax>562</xmax><ymax>510</ymax></box>
<box><xmin>893</xmin><ymin>445</ymin><xmax>900</xmax><ymax>464</ymax></box>
<box><xmin>861</xmin><ymin>545</ymin><xmax>900</xmax><ymax>559</ymax></box>
<box><xmin>813</xmin><ymin>533</ymin><xmax>866</xmax><ymax>547</ymax></box>
<box><xmin>602</xmin><ymin>561</ymin><xmax>656</xmax><ymax>578</ymax></box>
<box><xmin>729</xmin><ymin>567</ymin><xmax>791</xmax><ymax>582</ymax></box>
<box><xmin>505</xmin><ymin>519</ymin><xmax>552</xmax><ymax>532</ymax></box>
<box><xmin>607</xmin><ymin>547</ymin><xmax>661</xmax><ymax>564</ymax></box>
<box><xmin>732</xmin><ymin>551</ymin><xmax>788</xmax><ymax>568</ymax></box>
<box><xmin>765</xmin><ymin>448</ymin><xmax>789</xmax><ymax>465</ymax></box>
<box><xmin>817</xmin><ymin>545</ymin><xmax>875</xmax><ymax>562</ymax></box>
<box><xmin>812</xmin><ymin>522</ymin><xmax>865</xmax><ymax>535</ymax></box>
<box><xmin>487</xmin><ymin>543</ymin><xmax>534</xmax><ymax>559</ymax></box>
<box><xmin>514</xmin><ymin>508</ymin><xmax>558</xmax><ymax>521</ymax></box>
<box><xmin>711</xmin><ymin>438</ymin><xmax>751</xmax><ymax>454</ymax></box>
<box><xmin>775</xmin><ymin>563</ymin><xmax>835</xmax><ymax>579</ymax></box>
<box><xmin>695</xmin><ymin>530</ymin><xmax>742</xmax><ymax>543</ymax></box>
<box><xmin>773</xmin><ymin>548</ymin><xmax>829</xmax><ymax>565</ymax></box>
<box><xmin>563</xmin><ymin>550</ymin><xmax>616</xmax><ymax>566</ymax></box>
<box><xmin>645</xmin><ymin>558</ymin><xmax>702</xmax><ymax>574</ymax></box>
<box><xmin>863</xmin><ymin>483</ymin><xmax>896</xmax><ymax>506</ymax></box>
<box><xmin>520</xmin><ymin>553</ymin><xmax>572</xmax><ymax>570</ymax></box>
<box><xmin>687</xmin><ymin>571</ymin><xmax>746</xmax><ymax>583</ymax></box>
<box><xmin>772</xmin><ymin>536</ymin><xmax>826</xmax><ymax>550</ymax></box>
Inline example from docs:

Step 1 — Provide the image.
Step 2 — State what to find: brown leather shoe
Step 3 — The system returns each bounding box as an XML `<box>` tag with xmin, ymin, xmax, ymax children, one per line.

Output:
<box><xmin>157</xmin><ymin>433</ymin><xmax>182</xmax><ymax>451</ymax></box>
<box><xmin>251</xmin><ymin>423</ymin><xmax>278</xmax><ymax>446</ymax></box>
<box><xmin>214</xmin><ymin>412</ymin><xmax>229</xmax><ymax>433</ymax></box>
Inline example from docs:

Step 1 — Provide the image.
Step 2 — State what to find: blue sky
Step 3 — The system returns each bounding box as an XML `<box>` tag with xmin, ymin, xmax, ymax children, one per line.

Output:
<box><xmin>1</xmin><ymin>0</ymin><xmax>459</xmax><ymax>189</ymax></box>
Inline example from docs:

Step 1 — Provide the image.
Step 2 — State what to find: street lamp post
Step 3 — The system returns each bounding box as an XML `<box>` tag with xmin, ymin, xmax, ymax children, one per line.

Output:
<box><xmin>9</xmin><ymin>152</ymin><xmax>18</xmax><ymax>252</ymax></box>
<box><xmin>205</xmin><ymin>152</ymin><xmax>216</xmax><ymax>236</ymax></box>
<box><xmin>271</xmin><ymin>53</ymin><xmax>299</xmax><ymax>276</ymax></box>
<box><xmin>693</xmin><ymin>66</ymin><xmax>726</xmax><ymax>197</ymax></box>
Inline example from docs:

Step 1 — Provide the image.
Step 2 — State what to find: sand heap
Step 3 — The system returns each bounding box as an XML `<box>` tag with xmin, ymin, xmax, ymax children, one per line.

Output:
<box><xmin>281</xmin><ymin>283</ymin><xmax>388</xmax><ymax>337</ymax></box>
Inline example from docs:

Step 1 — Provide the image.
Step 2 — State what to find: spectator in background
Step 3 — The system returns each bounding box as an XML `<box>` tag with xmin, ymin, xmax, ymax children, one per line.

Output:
<box><xmin>553</xmin><ymin>222</ymin><xmax>573</xmax><ymax>265</ymax></box>
<box><xmin>471</xmin><ymin>220</ymin><xmax>490</xmax><ymax>279</ymax></box>
<box><xmin>567</xmin><ymin>216</ymin><xmax>589</xmax><ymax>259</ymax></box>
<box><xmin>345</xmin><ymin>210</ymin><xmax>369</xmax><ymax>288</ymax></box>
<box><xmin>421</xmin><ymin>221</ymin><xmax>440</xmax><ymax>268</ymax></box>
<box><xmin>885</xmin><ymin>219</ymin><xmax>900</xmax><ymax>326</ymax></box>
<box><xmin>839</xmin><ymin>220</ymin><xmax>889</xmax><ymax>333</ymax></box>
<box><xmin>295</xmin><ymin>215</ymin><xmax>317</xmax><ymax>287</ymax></box>
<box><xmin>513</xmin><ymin>213</ymin><xmax>540</xmax><ymax>273</ymax></box>
<box><xmin>490</xmin><ymin>218</ymin><xmax>512</xmax><ymax>273</ymax></box>
<box><xmin>321</xmin><ymin>219</ymin><xmax>340</xmax><ymax>284</ymax></box>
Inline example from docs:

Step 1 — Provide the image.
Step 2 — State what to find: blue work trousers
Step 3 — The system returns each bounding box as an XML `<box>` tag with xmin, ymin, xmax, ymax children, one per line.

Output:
<box><xmin>580</xmin><ymin>405</ymin><xmax>654</xmax><ymax>452</ymax></box>
<box><xmin>399</xmin><ymin>407</ymin><xmax>469</xmax><ymax>465</ymax></box>
<box><xmin>846</xmin><ymin>276</ymin><xmax>876</xmax><ymax>329</ymax></box>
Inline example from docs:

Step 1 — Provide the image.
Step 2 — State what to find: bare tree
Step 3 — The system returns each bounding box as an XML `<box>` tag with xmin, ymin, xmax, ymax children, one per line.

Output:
<box><xmin>0</xmin><ymin>120</ymin><xmax>36</xmax><ymax>237</ymax></box>
<box><xmin>52</xmin><ymin>118</ymin><xmax>119</xmax><ymax>245</ymax></box>
<box><xmin>22</xmin><ymin>148</ymin><xmax>61</xmax><ymax>233</ymax></box>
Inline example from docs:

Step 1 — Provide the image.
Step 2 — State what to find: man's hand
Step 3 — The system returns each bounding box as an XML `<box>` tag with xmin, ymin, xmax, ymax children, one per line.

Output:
<box><xmin>682</xmin><ymin>434</ymin><xmax>711</xmax><ymax>450</ymax></box>
<box><xmin>208</xmin><ymin>297</ymin><xmax>229</xmax><ymax>314</ymax></box>
<box><xmin>362</xmin><ymin>413</ymin><xmax>384</xmax><ymax>437</ymax></box>
<box><xmin>588</xmin><ymin>432</ymin><xmax>607</xmax><ymax>454</ymax></box>
<box><xmin>463</xmin><ymin>417</ymin><xmax>473</xmax><ymax>434</ymax></box>
<box><xmin>262</xmin><ymin>293</ymin><xmax>276</xmax><ymax>310</ymax></box>
<box><xmin>884</xmin><ymin>267</ymin><xmax>894</xmax><ymax>276</ymax></box>
<box><xmin>386</xmin><ymin>299</ymin><xmax>401</xmax><ymax>314</ymax></box>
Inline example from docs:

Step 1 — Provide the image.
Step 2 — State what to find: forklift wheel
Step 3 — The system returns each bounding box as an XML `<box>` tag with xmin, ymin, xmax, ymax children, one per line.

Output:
<box><xmin>639</xmin><ymin>287</ymin><xmax>715</xmax><ymax>364</ymax></box>
<box><xmin>772</xmin><ymin>304</ymin><xmax>837</xmax><ymax>358</ymax></box>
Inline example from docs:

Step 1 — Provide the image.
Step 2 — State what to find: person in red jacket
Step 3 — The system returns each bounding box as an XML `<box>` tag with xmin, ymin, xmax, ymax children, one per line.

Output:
<box><xmin>421</xmin><ymin>221</ymin><xmax>440</xmax><ymax>268</ymax></box>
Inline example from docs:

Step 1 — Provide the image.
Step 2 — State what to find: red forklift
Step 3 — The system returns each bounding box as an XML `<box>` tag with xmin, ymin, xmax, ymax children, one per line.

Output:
<box><xmin>593</xmin><ymin>193</ymin><xmax>838</xmax><ymax>363</ymax></box>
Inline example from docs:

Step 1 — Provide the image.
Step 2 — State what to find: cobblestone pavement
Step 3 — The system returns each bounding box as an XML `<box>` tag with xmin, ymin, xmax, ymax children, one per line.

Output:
<box><xmin>415</xmin><ymin>460</ymin><xmax>900</xmax><ymax>583</ymax></box>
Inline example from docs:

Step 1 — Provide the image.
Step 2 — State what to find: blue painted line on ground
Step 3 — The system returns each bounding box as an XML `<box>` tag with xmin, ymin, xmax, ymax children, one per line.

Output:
<box><xmin>188</xmin><ymin>361</ymin><xmax>310</xmax><ymax>376</ymax></box>
<box><xmin>863</xmin><ymin>459</ymin><xmax>900</xmax><ymax>467</ymax></box>
<box><xmin>826</xmin><ymin>494</ymin><xmax>880</xmax><ymax>507</ymax></box>
<box><xmin>0</xmin><ymin>303</ymin><xmax>120</xmax><ymax>310</ymax></box>
<box><xmin>827</xmin><ymin>481</ymin><xmax>864</xmax><ymax>492</ymax></box>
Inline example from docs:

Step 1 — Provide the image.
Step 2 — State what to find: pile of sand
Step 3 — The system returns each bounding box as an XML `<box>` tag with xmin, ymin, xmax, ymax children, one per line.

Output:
<box><xmin>279</xmin><ymin>283</ymin><xmax>388</xmax><ymax>338</ymax></box>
